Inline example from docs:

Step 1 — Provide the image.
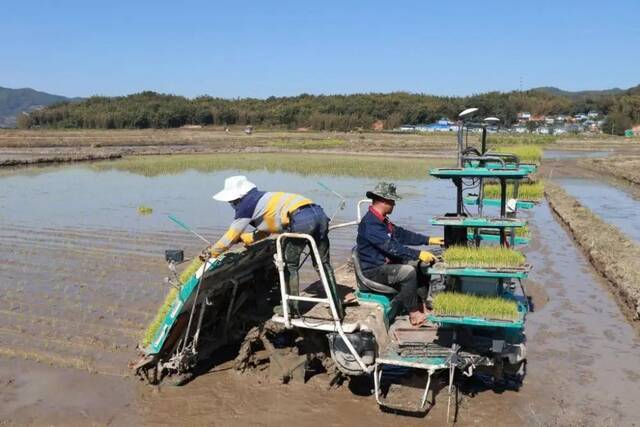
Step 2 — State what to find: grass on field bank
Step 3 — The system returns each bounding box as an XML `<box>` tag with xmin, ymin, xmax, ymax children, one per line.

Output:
<box><xmin>141</xmin><ymin>257</ymin><xmax>204</xmax><ymax>347</ymax></box>
<box><xmin>491</xmin><ymin>144</ymin><xmax>543</xmax><ymax>163</ymax></box>
<box><xmin>443</xmin><ymin>245</ymin><xmax>526</xmax><ymax>268</ymax></box>
<box><xmin>432</xmin><ymin>292</ymin><xmax>520</xmax><ymax>321</ymax></box>
<box><xmin>483</xmin><ymin>181</ymin><xmax>545</xmax><ymax>201</ymax></box>
<box><xmin>91</xmin><ymin>153</ymin><xmax>446</xmax><ymax>180</ymax></box>
<box><xmin>268</xmin><ymin>138</ymin><xmax>346</xmax><ymax>149</ymax></box>
<box><xmin>488</xmin><ymin>134</ymin><xmax>556</xmax><ymax>146</ymax></box>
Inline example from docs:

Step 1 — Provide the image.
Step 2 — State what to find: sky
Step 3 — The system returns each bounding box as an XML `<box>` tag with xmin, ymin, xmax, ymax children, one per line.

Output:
<box><xmin>2</xmin><ymin>0</ymin><xmax>639</xmax><ymax>98</ymax></box>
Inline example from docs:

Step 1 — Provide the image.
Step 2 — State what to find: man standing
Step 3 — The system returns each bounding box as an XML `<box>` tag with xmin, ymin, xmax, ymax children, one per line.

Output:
<box><xmin>356</xmin><ymin>183</ymin><xmax>442</xmax><ymax>326</ymax></box>
<box><xmin>209</xmin><ymin>175</ymin><xmax>342</xmax><ymax>316</ymax></box>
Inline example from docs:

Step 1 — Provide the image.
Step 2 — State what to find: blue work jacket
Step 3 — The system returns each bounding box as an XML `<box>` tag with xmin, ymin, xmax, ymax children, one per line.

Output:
<box><xmin>356</xmin><ymin>207</ymin><xmax>430</xmax><ymax>271</ymax></box>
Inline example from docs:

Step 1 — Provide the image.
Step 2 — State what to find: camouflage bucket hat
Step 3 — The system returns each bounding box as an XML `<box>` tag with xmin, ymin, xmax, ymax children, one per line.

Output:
<box><xmin>366</xmin><ymin>182</ymin><xmax>402</xmax><ymax>202</ymax></box>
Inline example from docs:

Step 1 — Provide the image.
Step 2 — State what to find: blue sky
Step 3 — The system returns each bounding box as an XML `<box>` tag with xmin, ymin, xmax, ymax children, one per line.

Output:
<box><xmin>3</xmin><ymin>0</ymin><xmax>639</xmax><ymax>98</ymax></box>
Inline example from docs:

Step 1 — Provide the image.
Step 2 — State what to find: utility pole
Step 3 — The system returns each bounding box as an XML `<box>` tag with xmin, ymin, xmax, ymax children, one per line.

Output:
<box><xmin>519</xmin><ymin>75</ymin><xmax>523</xmax><ymax>92</ymax></box>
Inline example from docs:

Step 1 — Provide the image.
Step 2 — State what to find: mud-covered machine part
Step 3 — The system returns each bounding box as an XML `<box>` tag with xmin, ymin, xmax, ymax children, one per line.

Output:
<box><xmin>133</xmin><ymin>238</ymin><xmax>281</xmax><ymax>385</ymax></box>
<box><xmin>327</xmin><ymin>331</ymin><xmax>376</xmax><ymax>376</ymax></box>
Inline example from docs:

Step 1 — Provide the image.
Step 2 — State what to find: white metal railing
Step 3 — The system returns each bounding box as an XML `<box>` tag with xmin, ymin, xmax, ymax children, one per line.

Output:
<box><xmin>274</xmin><ymin>232</ymin><xmax>371</xmax><ymax>373</ymax></box>
<box><xmin>328</xmin><ymin>199</ymin><xmax>371</xmax><ymax>231</ymax></box>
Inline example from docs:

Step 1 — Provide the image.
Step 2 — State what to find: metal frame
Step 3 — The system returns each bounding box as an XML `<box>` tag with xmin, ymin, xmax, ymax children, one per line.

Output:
<box><xmin>328</xmin><ymin>198</ymin><xmax>371</xmax><ymax>230</ymax></box>
<box><xmin>373</xmin><ymin>362</ymin><xmax>440</xmax><ymax>410</ymax></box>
<box><xmin>274</xmin><ymin>232</ymin><xmax>372</xmax><ymax>373</ymax></box>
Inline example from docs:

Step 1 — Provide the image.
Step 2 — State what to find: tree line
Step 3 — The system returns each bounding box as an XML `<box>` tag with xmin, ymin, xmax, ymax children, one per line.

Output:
<box><xmin>17</xmin><ymin>87</ymin><xmax>640</xmax><ymax>134</ymax></box>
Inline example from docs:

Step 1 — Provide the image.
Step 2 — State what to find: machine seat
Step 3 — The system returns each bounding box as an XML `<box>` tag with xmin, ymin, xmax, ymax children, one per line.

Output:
<box><xmin>351</xmin><ymin>248</ymin><xmax>398</xmax><ymax>296</ymax></box>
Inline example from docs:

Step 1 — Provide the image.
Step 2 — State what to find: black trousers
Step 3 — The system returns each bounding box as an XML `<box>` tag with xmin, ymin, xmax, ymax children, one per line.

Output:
<box><xmin>363</xmin><ymin>262</ymin><xmax>429</xmax><ymax>312</ymax></box>
<box><xmin>283</xmin><ymin>205</ymin><xmax>342</xmax><ymax>316</ymax></box>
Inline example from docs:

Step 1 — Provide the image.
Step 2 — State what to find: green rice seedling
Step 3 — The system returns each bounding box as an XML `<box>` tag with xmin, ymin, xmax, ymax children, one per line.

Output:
<box><xmin>141</xmin><ymin>287</ymin><xmax>178</xmax><ymax>347</ymax></box>
<box><xmin>487</xmin><ymin>134</ymin><xmax>556</xmax><ymax>145</ymax></box>
<box><xmin>90</xmin><ymin>153</ymin><xmax>448</xmax><ymax>180</ymax></box>
<box><xmin>432</xmin><ymin>292</ymin><xmax>519</xmax><ymax>321</ymax></box>
<box><xmin>482</xmin><ymin>181</ymin><xmax>544</xmax><ymax>201</ymax></box>
<box><xmin>179</xmin><ymin>257</ymin><xmax>204</xmax><ymax>285</ymax></box>
<box><xmin>140</xmin><ymin>257</ymin><xmax>204</xmax><ymax>347</ymax></box>
<box><xmin>137</xmin><ymin>205</ymin><xmax>153</xmax><ymax>215</ymax></box>
<box><xmin>443</xmin><ymin>246</ymin><xmax>526</xmax><ymax>268</ymax></box>
<box><xmin>514</xmin><ymin>224</ymin><xmax>530</xmax><ymax>238</ymax></box>
<box><xmin>491</xmin><ymin>145</ymin><xmax>543</xmax><ymax>163</ymax></box>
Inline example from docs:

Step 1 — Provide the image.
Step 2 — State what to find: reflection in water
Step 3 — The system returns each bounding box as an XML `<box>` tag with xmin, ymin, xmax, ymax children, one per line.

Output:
<box><xmin>0</xmin><ymin>155</ymin><xmax>458</xmax><ymax>262</ymax></box>
<box><xmin>558</xmin><ymin>178</ymin><xmax>640</xmax><ymax>242</ymax></box>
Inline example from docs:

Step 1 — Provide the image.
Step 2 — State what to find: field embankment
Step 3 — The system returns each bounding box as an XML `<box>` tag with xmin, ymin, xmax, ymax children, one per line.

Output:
<box><xmin>1</xmin><ymin>128</ymin><xmax>637</xmax><ymax>170</ymax></box>
<box><xmin>0</xmin><ymin>128</ymin><xmax>457</xmax><ymax>150</ymax></box>
<box><xmin>0</xmin><ymin>152</ymin><xmax>121</xmax><ymax>167</ymax></box>
<box><xmin>579</xmin><ymin>155</ymin><xmax>640</xmax><ymax>186</ymax></box>
<box><xmin>545</xmin><ymin>182</ymin><xmax>640</xmax><ymax>320</ymax></box>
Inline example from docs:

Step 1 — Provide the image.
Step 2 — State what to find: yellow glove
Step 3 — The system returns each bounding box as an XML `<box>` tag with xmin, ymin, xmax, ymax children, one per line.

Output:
<box><xmin>419</xmin><ymin>251</ymin><xmax>436</xmax><ymax>264</ymax></box>
<box><xmin>240</xmin><ymin>231</ymin><xmax>270</xmax><ymax>246</ymax></box>
<box><xmin>428</xmin><ymin>236</ymin><xmax>445</xmax><ymax>246</ymax></box>
<box><xmin>240</xmin><ymin>232</ymin><xmax>255</xmax><ymax>245</ymax></box>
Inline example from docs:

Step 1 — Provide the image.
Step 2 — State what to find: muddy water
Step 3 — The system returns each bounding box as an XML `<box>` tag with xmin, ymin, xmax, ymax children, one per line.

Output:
<box><xmin>558</xmin><ymin>178</ymin><xmax>640</xmax><ymax>242</ymax></box>
<box><xmin>1</xmin><ymin>154</ymin><xmax>640</xmax><ymax>426</ymax></box>
<box><xmin>480</xmin><ymin>201</ymin><xmax>640</xmax><ymax>425</ymax></box>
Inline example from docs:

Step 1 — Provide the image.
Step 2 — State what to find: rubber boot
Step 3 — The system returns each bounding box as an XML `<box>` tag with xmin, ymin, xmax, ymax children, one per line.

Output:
<box><xmin>285</xmin><ymin>268</ymin><xmax>301</xmax><ymax>316</ymax></box>
<box><xmin>322</xmin><ymin>263</ymin><xmax>344</xmax><ymax>320</ymax></box>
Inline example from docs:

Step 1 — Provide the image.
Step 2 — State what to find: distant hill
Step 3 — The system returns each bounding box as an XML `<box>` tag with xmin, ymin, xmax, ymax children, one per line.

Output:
<box><xmin>531</xmin><ymin>86</ymin><xmax>626</xmax><ymax>101</ymax></box>
<box><xmin>0</xmin><ymin>87</ymin><xmax>79</xmax><ymax>128</ymax></box>
<box><xmin>626</xmin><ymin>84</ymin><xmax>640</xmax><ymax>96</ymax></box>
<box><xmin>17</xmin><ymin>83</ymin><xmax>640</xmax><ymax>133</ymax></box>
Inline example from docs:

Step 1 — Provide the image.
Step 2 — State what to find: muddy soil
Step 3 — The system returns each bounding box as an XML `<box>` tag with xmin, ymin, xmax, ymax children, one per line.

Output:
<box><xmin>580</xmin><ymin>155</ymin><xmax>640</xmax><ymax>186</ymax></box>
<box><xmin>1</xmin><ymin>154</ymin><xmax>640</xmax><ymax>426</ymax></box>
<box><xmin>557</xmin><ymin>178</ymin><xmax>640</xmax><ymax>243</ymax></box>
<box><xmin>3</xmin><ymin>202</ymin><xmax>636</xmax><ymax>426</ymax></box>
<box><xmin>545</xmin><ymin>183</ymin><xmax>640</xmax><ymax>319</ymax></box>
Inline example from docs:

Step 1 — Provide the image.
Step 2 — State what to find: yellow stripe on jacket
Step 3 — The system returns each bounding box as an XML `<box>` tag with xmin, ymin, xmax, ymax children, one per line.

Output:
<box><xmin>283</xmin><ymin>197</ymin><xmax>313</xmax><ymax>226</ymax></box>
<box><xmin>263</xmin><ymin>192</ymin><xmax>285</xmax><ymax>232</ymax></box>
<box><xmin>210</xmin><ymin>192</ymin><xmax>313</xmax><ymax>257</ymax></box>
<box><xmin>209</xmin><ymin>219</ymin><xmax>250</xmax><ymax>257</ymax></box>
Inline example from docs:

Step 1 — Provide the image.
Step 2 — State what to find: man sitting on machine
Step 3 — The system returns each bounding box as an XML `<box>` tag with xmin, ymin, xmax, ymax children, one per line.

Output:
<box><xmin>356</xmin><ymin>183</ymin><xmax>442</xmax><ymax>326</ymax></box>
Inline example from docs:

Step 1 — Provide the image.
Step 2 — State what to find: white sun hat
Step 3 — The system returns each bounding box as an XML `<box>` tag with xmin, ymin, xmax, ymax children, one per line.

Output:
<box><xmin>212</xmin><ymin>176</ymin><xmax>256</xmax><ymax>202</ymax></box>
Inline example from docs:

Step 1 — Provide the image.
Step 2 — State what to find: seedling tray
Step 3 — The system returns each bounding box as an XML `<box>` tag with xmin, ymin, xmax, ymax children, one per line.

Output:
<box><xmin>431</xmin><ymin>216</ymin><xmax>527</xmax><ymax>228</ymax></box>
<box><xmin>428</xmin><ymin>299</ymin><xmax>527</xmax><ymax>329</ymax></box>
<box><xmin>429</xmin><ymin>167</ymin><xmax>530</xmax><ymax>179</ymax></box>
<box><xmin>465</xmin><ymin>231</ymin><xmax>530</xmax><ymax>245</ymax></box>
<box><xmin>428</xmin><ymin>263</ymin><xmax>530</xmax><ymax>279</ymax></box>
<box><xmin>463</xmin><ymin>196</ymin><xmax>536</xmax><ymax>210</ymax></box>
